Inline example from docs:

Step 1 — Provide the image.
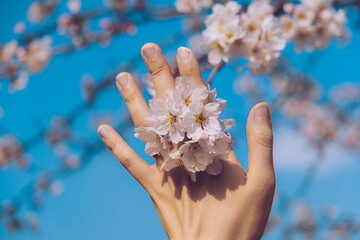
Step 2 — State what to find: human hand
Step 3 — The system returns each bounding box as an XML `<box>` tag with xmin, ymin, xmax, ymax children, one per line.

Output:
<box><xmin>97</xmin><ymin>43</ymin><xmax>275</xmax><ymax>240</ymax></box>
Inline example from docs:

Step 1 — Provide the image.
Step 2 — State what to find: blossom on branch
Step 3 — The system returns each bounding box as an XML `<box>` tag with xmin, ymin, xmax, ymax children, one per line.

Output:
<box><xmin>202</xmin><ymin>0</ymin><xmax>286</xmax><ymax>75</ymax></box>
<box><xmin>175</xmin><ymin>0</ymin><xmax>213</xmax><ymax>13</ymax></box>
<box><xmin>282</xmin><ymin>0</ymin><xmax>348</xmax><ymax>52</ymax></box>
<box><xmin>27</xmin><ymin>0</ymin><xmax>59</xmax><ymax>23</ymax></box>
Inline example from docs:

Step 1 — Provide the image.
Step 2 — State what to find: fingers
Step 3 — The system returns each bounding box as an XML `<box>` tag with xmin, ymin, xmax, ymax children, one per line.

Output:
<box><xmin>176</xmin><ymin>47</ymin><xmax>204</xmax><ymax>87</ymax></box>
<box><xmin>97</xmin><ymin>124</ymin><xmax>154</xmax><ymax>189</ymax></box>
<box><xmin>246</xmin><ymin>103</ymin><xmax>275</xmax><ymax>183</ymax></box>
<box><xmin>141</xmin><ymin>43</ymin><xmax>175</xmax><ymax>99</ymax></box>
<box><xmin>116</xmin><ymin>72</ymin><xmax>150</xmax><ymax>127</ymax></box>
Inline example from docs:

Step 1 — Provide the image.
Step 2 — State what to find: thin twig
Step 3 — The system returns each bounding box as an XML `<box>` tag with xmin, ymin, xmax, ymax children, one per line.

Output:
<box><xmin>205</xmin><ymin>61</ymin><xmax>225</xmax><ymax>85</ymax></box>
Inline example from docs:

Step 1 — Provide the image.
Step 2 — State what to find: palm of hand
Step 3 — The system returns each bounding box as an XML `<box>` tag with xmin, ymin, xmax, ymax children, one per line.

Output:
<box><xmin>98</xmin><ymin>43</ymin><xmax>275</xmax><ymax>240</ymax></box>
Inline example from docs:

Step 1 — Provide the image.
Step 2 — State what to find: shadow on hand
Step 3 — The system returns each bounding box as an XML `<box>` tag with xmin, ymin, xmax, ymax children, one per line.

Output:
<box><xmin>161</xmin><ymin>160</ymin><xmax>246</xmax><ymax>202</ymax></box>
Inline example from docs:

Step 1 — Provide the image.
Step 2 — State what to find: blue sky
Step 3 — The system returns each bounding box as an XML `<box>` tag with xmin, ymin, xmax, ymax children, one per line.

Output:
<box><xmin>1</xmin><ymin>0</ymin><xmax>360</xmax><ymax>239</ymax></box>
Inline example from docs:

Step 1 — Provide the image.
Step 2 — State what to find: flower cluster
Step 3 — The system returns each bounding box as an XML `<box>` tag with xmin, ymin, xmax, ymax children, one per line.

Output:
<box><xmin>175</xmin><ymin>0</ymin><xmax>213</xmax><ymax>13</ymax></box>
<box><xmin>202</xmin><ymin>0</ymin><xmax>287</xmax><ymax>75</ymax></box>
<box><xmin>135</xmin><ymin>77</ymin><xmax>235</xmax><ymax>181</ymax></box>
<box><xmin>0</xmin><ymin>135</ymin><xmax>26</xmax><ymax>169</ymax></box>
<box><xmin>0</xmin><ymin>37</ymin><xmax>52</xmax><ymax>93</ymax></box>
<box><xmin>281</xmin><ymin>0</ymin><xmax>347</xmax><ymax>52</ymax></box>
<box><xmin>27</xmin><ymin>0</ymin><xmax>59</xmax><ymax>23</ymax></box>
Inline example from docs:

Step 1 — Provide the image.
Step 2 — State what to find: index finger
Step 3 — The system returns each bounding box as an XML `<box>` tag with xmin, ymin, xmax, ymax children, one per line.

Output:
<box><xmin>116</xmin><ymin>72</ymin><xmax>150</xmax><ymax>127</ymax></box>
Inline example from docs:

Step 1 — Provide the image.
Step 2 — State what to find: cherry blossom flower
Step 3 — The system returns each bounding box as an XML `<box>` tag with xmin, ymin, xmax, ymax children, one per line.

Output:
<box><xmin>175</xmin><ymin>0</ymin><xmax>213</xmax><ymax>13</ymax></box>
<box><xmin>174</xmin><ymin>76</ymin><xmax>208</xmax><ymax>113</ymax></box>
<box><xmin>283</xmin><ymin>0</ymin><xmax>347</xmax><ymax>52</ymax></box>
<box><xmin>0</xmin><ymin>41</ymin><xmax>18</xmax><ymax>64</ymax></box>
<box><xmin>19</xmin><ymin>37</ymin><xmax>52</xmax><ymax>72</ymax></box>
<box><xmin>203</xmin><ymin>1</ymin><xmax>244</xmax><ymax>65</ymax></box>
<box><xmin>9</xmin><ymin>70</ymin><xmax>29</xmax><ymax>93</ymax></box>
<box><xmin>105</xmin><ymin>0</ymin><xmax>128</xmax><ymax>11</ymax></box>
<box><xmin>148</xmin><ymin>96</ymin><xmax>185</xmax><ymax>144</ymax></box>
<box><xmin>202</xmin><ymin>0</ymin><xmax>286</xmax><ymax>74</ymax></box>
<box><xmin>27</xmin><ymin>0</ymin><xmax>59</xmax><ymax>23</ymax></box>
<box><xmin>134</xmin><ymin>127</ymin><xmax>170</xmax><ymax>157</ymax></box>
<box><xmin>0</xmin><ymin>135</ymin><xmax>26</xmax><ymax>169</ymax></box>
<box><xmin>183</xmin><ymin>102</ymin><xmax>222</xmax><ymax>140</ymax></box>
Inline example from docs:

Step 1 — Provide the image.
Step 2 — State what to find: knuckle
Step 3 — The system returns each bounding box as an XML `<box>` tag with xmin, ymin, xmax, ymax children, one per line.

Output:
<box><xmin>254</xmin><ymin>128</ymin><xmax>274</xmax><ymax>149</ymax></box>
<box><xmin>123</xmin><ymin>91</ymin><xmax>139</xmax><ymax>105</ymax></box>
<box><xmin>120</xmin><ymin>157</ymin><xmax>131</xmax><ymax>170</ymax></box>
<box><xmin>149</xmin><ymin>63</ymin><xmax>167</xmax><ymax>78</ymax></box>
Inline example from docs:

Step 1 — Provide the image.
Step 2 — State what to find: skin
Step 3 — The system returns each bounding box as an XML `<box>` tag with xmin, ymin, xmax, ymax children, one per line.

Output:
<box><xmin>97</xmin><ymin>43</ymin><xmax>276</xmax><ymax>240</ymax></box>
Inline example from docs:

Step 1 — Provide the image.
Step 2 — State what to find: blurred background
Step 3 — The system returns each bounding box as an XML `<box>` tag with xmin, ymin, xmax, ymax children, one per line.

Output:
<box><xmin>1</xmin><ymin>0</ymin><xmax>360</xmax><ymax>239</ymax></box>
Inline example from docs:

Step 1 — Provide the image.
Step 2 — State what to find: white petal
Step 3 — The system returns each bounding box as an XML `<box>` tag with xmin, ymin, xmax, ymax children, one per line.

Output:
<box><xmin>169</xmin><ymin>126</ymin><xmax>185</xmax><ymax>144</ymax></box>
<box><xmin>204</xmin><ymin>102</ymin><xmax>221</xmax><ymax>117</ymax></box>
<box><xmin>161</xmin><ymin>157</ymin><xmax>181</xmax><ymax>171</ymax></box>
<box><xmin>203</xmin><ymin>117</ymin><xmax>222</xmax><ymax>135</ymax></box>
<box><xmin>145</xmin><ymin>142</ymin><xmax>161</xmax><ymax>156</ymax></box>
<box><xmin>134</xmin><ymin>127</ymin><xmax>156</xmax><ymax>141</ymax></box>
<box><xmin>189</xmin><ymin>101</ymin><xmax>204</xmax><ymax>113</ymax></box>
<box><xmin>187</xmin><ymin>125</ymin><xmax>203</xmax><ymax>140</ymax></box>
<box><xmin>220</xmin><ymin>119</ymin><xmax>236</xmax><ymax>130</ymax></box>
<box><xmin>190</xmin><ymin>85</ymin><xmax>208</xmax><ymax>102</ymax></box>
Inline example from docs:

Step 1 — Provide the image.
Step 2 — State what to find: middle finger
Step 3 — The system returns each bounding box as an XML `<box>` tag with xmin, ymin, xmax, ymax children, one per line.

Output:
<box><xmin>141</xmin><ymin>43</ymin><xmax>175</xmax><ymax>99</ymax></box>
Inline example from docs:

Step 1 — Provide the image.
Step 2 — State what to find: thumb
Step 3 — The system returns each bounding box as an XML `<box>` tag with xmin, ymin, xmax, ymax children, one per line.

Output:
<box><xmin>246</xmin><ymin>102</ymin><xmax>275</xmax><ymax>181</ymax></box>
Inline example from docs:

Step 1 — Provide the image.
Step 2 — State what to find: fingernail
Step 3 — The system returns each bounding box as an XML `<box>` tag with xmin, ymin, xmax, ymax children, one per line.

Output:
<box><xmin>178</xmin><ymin>47</ymin><xmax>190</xmax><ymax>61</ymax></box>
<box><xmin>142</xmin><ymin>45</ymin><xmax>156</xmax><ymax>59</ymax></box>
<box><xmin>117</xmin><ymin>74</ymin><xmax>130</xmax><ymax>89</ymax></box>
<box><xmin>98</xmin><ymin>126</ymin><xmax>109</xmax><ymax>139</ymax></box>
<box><xmin>254</xmin><ymin>103</ymin><xmax>271</xmax><ymax>120</ymax></box>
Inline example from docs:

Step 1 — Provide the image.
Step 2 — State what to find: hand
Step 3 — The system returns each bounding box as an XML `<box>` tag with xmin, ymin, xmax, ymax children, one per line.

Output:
<box><xmin>97</xmin><ymin>43</ymin><xmax>275</xmax><ymax>240</ymax></box>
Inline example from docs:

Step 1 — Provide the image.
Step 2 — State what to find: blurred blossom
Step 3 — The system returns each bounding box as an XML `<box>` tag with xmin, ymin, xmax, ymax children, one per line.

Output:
<box><xmin>0</xmin><ymin>135</ymin><xmax>26</xmax><ymax>169</ymax></box>
<box><xmin>142</xmin><ymin>74</ymin><xmax>155</xmax><ymax>98</ymax></box>
<box><xmin>18</xmin><ymin>37</ymin><xmax>52</xmax><ymax>72</ymax></box>
<box><xmin>233</xmin><ymin>74</ymin><xmax>263</xmax><ymax>102</ymax></box>
<box><xmin>0</xmin><ymin>40</ymin><xmax>18</xmax><ymax>64</ymax></box>
<box><xmin>13</xmin><ymin>22</ymin><xmax>26</xmax><ymax>34</ymax></box>
<box><xmin>27</xmin><ymin>0</ymin><xmax>59</xmax><ymax>23</ymax></box>
<box><xmin>301</xmin><ymin>106</ymin><xmax>335</xmax><ymax>148</ymax></box>
<box><xmin>53</xmin><ymin>143</ymin><xmax>70</xmax><ymax>159</ymax></box>
<box><xmin>46</xmin><ymin>117</ymin><xmax>71</xmax><ymax>145</ymax></box>
<box><xmin>67</xmin><ymin>0</ymin><xmax>81</xmax><ymax>15</ymax></box>
<box><xmin>64</xmin><ymin>154</ymin><xmax>81</xmax><ymax>169</ymax></box>
<box><xmin>89</xmin><ymin>113</ymin><xmax>114</xmax><ymax>130</ymax></box>
<box><xmin>104</xmin><ymin>0</ymin><xmax>128</xmax><ymax>11</ymax></box>
<box><xmin>295</xmin><ymin>204</ymin><xmax>316</xmax><ymax>236</ymax></box>
<box><xmin>272</xmin><ymin>72</ymin><xmax>318</xmax><ymax>100</ymax></box>
<box><xmin>81</xmin><ymin>73</ymin><xmax>97</xmax><ymax>103</ymax></box>
<box><xmin>25</xmin><ymin>211</ymin><xmax>39</xmax><ymax>231</ymax></box>
<box><xmin>283</xmin><ymin>0</ymin><xmax>348</xmax><ymax>52</ymax></box>
<box><xmin>48</xmin><ymin>181</ymin><xmax>64</xmax><ymax>197</ymax></box>
<box><xmin>9</xmin><ymin>70</ymin><xmax>29</xmax><ymax>94</ymax></box>
<box><xmin>329</xmin><ymin>83</ymin><xmax>360</xmax><ymax>108</ymax></box>
<box><xmin>175</xmin><ymin>0</ymin><xmax>213</xmax><ymax>13</ymax></box>
<box><xmin>99</xmin><ymin>19</ymin><xmax>138</xmax><ymax>46</ymax></box>
<box><xmin>187</xmin><ymin>34</ymin><xmax>207</xmax><ymax>56</ymax></box>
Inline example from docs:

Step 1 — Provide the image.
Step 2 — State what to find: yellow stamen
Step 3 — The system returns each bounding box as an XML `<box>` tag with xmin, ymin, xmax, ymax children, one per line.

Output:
<box><xmin>168</xmin><ymin>114</ymin><xmax>176</xmax><ymax>125</ymax></box>
<box><xmin>195</xmin><ymin>112</ymin><xmax>207</xmax><ymax>126</ymax></box>
<box><xmin>184</xmin><ymin>98</ymin><xmax>191</xmax><ymax>106</ymax></box>
<box><xmin>226</xmin><ymin>32</ymin><xmax>234</xmax><ymax>39</ymax></box>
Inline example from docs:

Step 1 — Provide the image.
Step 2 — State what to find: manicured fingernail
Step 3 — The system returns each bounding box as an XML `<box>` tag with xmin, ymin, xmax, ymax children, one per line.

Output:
<box><xmin>98</xmin><ymin>126</ymin><xmax>109</xmax><ymax>139</ymax></box>
<box><xmin>178</xmin><ymin>47</ymin><xmax>190</xmax><ymax>61</ymax></box>
<box><xmin>117</xmin><ymin>74</ymin><xmax>130</xmax><ymax>89</ymax></box>
<box><xmin>142</xmin><ymin>45</ymin><xmax>156</xmax><ymax>59</ymax></box>
<box><xmin>254</xmin><ymin>103</ymin><xmax>270</xmax><ymax>120</ymax></box>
